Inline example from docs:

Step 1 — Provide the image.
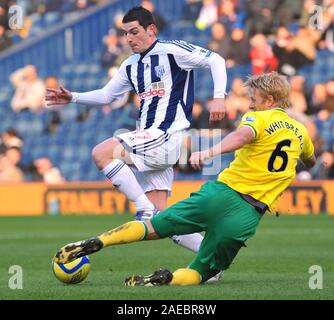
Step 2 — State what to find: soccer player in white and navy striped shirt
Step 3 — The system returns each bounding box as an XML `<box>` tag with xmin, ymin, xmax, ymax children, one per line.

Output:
<box><xmin>46</xmin><ymin>6</ymin><xmax>227</xmax><ymax>272</ymax></box>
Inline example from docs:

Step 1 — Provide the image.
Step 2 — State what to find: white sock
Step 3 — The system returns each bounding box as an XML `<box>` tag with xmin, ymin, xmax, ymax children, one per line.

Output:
<box><xmin>135</xmin><ymin>194</ymin><xmax>155</xmax><ymax>212</ymax></box>
<box><xmin>103</xmin><ymin>159</ymin><xmax>154</xmax><ymax>211</ymax></box>
<box><xmin>171</xmin><ymin>233</ymin><xmax>203</xmax><ymax>253</ymax></box>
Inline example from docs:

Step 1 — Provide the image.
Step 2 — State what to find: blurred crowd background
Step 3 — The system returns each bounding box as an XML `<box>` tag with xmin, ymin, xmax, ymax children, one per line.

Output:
<box><xmin>0</xmin><ymin>0</ymin><xmax>334</xmax><ymax>183</ymax></box>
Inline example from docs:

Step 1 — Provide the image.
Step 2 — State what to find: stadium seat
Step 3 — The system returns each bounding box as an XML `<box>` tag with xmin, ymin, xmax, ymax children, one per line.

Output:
<box><xmin>47</xmin><ymin>145</ymin><xmax>62</xmax><ymax>163</ymax></box>
<box><xmin>60</xmin><ymin>64</ymin><xmax>75</xmax><ymax>79</ymax></box>
<box><xmin>44</xmin><ymin>12</ymin><xmax>62</xmax><ymax>26</ymax></box>
<box><xmin>60</xmin><ymin>104</ymin><xmax>81</xmax><ymax>121</ymax></box>
<box><xmin>74</xmin><ymin>64</ymin><xmax>91</xmax><ymax>78</ymax></box>
<box><xmin>87</xmin><ymin>63</ymin><xmax>101</xmax><ymax>75</ymax></box>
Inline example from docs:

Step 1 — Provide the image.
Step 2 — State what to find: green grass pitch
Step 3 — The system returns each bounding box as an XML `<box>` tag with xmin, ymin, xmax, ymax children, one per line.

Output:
<box><xmin>0</xmin><ymin>213</ymin><xmax>333</xmax><ymax>300</ymax></box>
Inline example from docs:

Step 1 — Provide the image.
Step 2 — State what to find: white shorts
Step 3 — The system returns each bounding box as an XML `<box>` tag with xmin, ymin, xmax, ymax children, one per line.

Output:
<box><xmin>115</xmin><ymin>128</ymin><xmax>184</xmax><ymax>193</ymax></box>
<box><xmin>131</xmin><ymin>166</ymin><xmax>174</xmax><ymax>193</ymax></box>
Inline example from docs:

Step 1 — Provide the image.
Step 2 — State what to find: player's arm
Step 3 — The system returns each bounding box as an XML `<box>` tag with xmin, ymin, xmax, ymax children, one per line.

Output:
<box><xmin>173</xmin><ymin>42</ymin><xmax>227</xmax><ymax>122</ymax></box>
<box><xmin>206</xmin><ymin>53</ymin><xmax>227</xmax><ymax>122</ymax></box>
<box><xmin>190</xmin><ymin>126</ymin><xmax>254</xmax><ymax>170</ymax></box>
<box><xmin>300</xmin><ymin>131</ymin><xmax>316</xmax><ymax>169</ymax></box>
<box><xmin>45</xmin><ymin>63</ymin><xmax>132</xmax><ymax>107</ymax></box>
<box><xmin>301</xmin><ymin>154</ymin><xmax>316</xmax><ymax>169</ymax></box>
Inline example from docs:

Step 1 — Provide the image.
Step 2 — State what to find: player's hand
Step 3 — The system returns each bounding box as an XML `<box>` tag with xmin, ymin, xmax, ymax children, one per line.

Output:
<box><xmin>45</xmin><ymin>86</ymin><xmax>72</xmax><ymax>106</ymax></box>
<box><xmin>189</xmin><ymin>150</ymin><xmax>210</xmax><ymax>170</ymax></box>
<box><xmin>208</xmin><ymin>98</ymin><xmax>226</xmax><ymax>123</ymax></box>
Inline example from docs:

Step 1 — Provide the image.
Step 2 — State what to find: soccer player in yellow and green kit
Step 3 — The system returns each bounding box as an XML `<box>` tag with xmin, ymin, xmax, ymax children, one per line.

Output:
<box><xmin>54</xmin><ymin>72</ymin><xmax>316</xmax><ymax>286</ymax></box>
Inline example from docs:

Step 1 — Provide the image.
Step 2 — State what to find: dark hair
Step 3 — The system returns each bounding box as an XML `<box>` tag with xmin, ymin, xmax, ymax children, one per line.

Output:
<box><xmin>5</xmin><ymin>128</ymin><xmax>19</xmax><ymax>137</ymax></box>
<box><xmin>122</xmin><ymin>6</ymin><xmax>155</xmax><ymax>29</ymax></box>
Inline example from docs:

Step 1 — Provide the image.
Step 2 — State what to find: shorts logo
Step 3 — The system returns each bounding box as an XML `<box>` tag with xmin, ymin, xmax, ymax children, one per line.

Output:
<box><xmin>245</xmin><ymin>116</ymin><xmax>255</xmax><ymax>122</ymax></box>
<box><xmin>154</xmin><ymin>65</ymin><xmax>165</xmax><ymax>78</ymax></box>
<box><xmin>132</xmin><ymin>130</ymin><xmax>152</xmax><ymax>139</ymax></box>
<box><xmin>139</xmin><ymin>88</ymin><xmax>165</xmax><ymax>100</ymax></box>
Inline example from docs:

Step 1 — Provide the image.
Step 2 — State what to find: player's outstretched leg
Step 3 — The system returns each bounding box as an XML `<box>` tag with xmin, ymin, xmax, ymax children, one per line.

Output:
<box><xmin>54</xmin><ymin>221</ymin><xmax>148</xmax><ymax>264</ymax></box>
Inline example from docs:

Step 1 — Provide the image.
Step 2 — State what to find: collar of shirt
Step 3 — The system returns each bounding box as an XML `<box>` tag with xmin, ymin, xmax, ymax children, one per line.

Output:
<box><xmin>140</xmin><ymin>39</ymin><xmax>158</xmax><ymax>60</ymax></box>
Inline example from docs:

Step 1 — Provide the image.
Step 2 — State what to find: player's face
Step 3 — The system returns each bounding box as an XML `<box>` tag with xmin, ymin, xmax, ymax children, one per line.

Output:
<box><xmin>249</xmin><ymin>89</ymin><xmax>273</xmax><ymax>111</ymax></box>
<box><xmin>122</xmin><ymin>21</ymin><xmax>156</xmax><ymax>53</ymax></box>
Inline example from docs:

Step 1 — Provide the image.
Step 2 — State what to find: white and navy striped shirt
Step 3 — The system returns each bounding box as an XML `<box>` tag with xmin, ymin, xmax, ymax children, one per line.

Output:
<box><xmin>72</xmin><ymin>39</ymin><xmax>227</xmax><ymax>134</ymax></box>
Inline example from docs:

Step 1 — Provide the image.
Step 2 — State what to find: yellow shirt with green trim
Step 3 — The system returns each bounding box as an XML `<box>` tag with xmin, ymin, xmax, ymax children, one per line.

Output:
<box><xmin>218</xmin><ymin>108</ymin><xmax>314</xmax><ymax>212</ymax></box>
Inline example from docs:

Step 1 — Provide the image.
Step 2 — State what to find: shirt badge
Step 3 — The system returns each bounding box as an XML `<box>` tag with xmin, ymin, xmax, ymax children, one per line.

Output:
<box><xmin>245</xmin><ymin>116</ymin><xmax>255</xmax><ymax>122</ymax></box>
<box><xmin>154</xmin><ymin>65</ymin><xmax>165</xmax><ymax>78</ymax></box>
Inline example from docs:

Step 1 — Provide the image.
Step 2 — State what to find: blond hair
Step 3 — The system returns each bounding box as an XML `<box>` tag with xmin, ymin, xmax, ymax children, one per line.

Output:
<box><xmin>245</xmin><ymin>72</ymin><xmax>291</xmax><ymax>109</ymax></box>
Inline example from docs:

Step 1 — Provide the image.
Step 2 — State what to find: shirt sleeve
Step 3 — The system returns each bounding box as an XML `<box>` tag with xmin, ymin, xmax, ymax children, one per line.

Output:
<box><xmin>71</xmin><ymin>60</ymin><xmax>133</xmax><ymax>105</ymax></box>
<box><xmin>171</xmin><ymin>41</ymin><xmax>227</xmax><ymax>98</ymax></box>
<box><xmin>172</xmin><ymin>41</ymin><xmax>216</xmax><ymax>69</ymax></box>
<box><xmin>238</xmin><ymin>112</ymin><xmax>264</xmax><ymax>139</ymax></box>
<box><xmin>300</xmin><ymin>131</ymin><xmax>315</xmax><ymax>160</ymax></box>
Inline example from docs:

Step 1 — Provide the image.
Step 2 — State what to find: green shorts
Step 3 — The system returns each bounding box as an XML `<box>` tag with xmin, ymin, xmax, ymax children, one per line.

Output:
<box><xmin>150</xmin><ymin>180</ymin><xmax>262</xmax><ymax>282</ymax></box>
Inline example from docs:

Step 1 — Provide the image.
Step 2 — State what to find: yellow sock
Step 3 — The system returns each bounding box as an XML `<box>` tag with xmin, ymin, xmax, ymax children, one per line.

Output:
<box><xmin>98</xmin><ymin>221</ymin><xmax>147</xmax><ymax>247</ymax></box>
<box><xmin>170</xmin><ymin>268</ymin><xmax>202</xmax><ymax>286</ymax></box>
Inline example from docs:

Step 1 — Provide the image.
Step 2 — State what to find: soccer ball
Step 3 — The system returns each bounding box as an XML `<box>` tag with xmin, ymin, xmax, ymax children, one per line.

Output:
<box><xmin>52</xmin><ymin>256</ymin><xmax>91</xmax><ymax>284</ymax></box>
